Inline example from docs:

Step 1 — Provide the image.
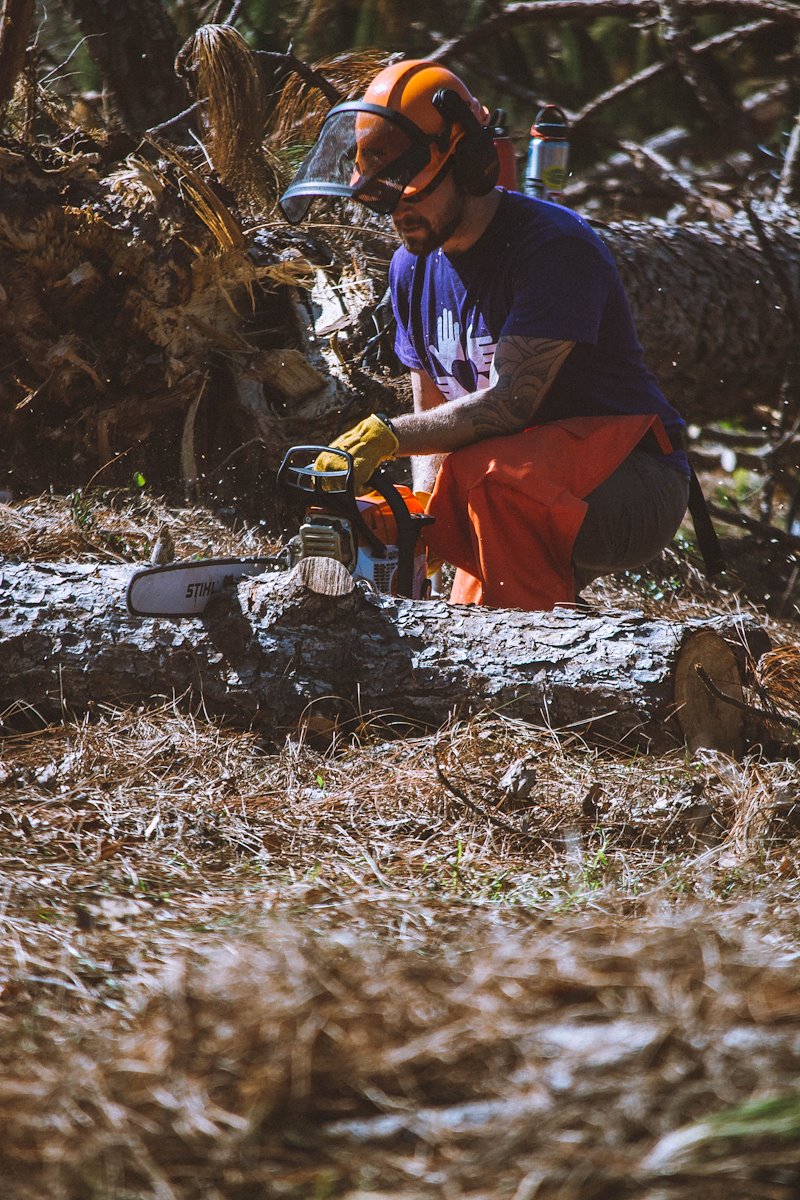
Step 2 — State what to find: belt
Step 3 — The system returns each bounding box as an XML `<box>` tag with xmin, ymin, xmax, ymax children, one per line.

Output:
<box><xmin>639</xmin><ymin>425</ymin><xmax>688</xmax><ymax>456</ymax></box>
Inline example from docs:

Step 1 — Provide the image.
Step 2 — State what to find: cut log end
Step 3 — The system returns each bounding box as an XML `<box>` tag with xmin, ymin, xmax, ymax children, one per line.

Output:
<box><xmin>674</xmin><ymin>629</ymin><xmax>745</xmax><ymax>755</ymax></box>
<box><xmin>240</xmin><ymin>554</ymin><xmax>357</xmax><ymax>623</ymax></box>
<box><xmin>293</xmin><ymin>556</ymin><xmax>356</xmax><ymax>596</ymax></box>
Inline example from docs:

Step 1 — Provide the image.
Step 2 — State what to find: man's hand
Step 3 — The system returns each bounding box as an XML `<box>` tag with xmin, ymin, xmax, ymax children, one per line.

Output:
<box><xmin>315</xmin><ymin>414</ymin><xmax>399</xmax><ymax>492</ymax></box>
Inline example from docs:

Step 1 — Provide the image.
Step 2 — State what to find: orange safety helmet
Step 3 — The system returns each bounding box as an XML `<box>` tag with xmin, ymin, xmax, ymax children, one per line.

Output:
<box><xmin>359</xmin><ymin>60</ymin><xmax>495</xmax><ymax>200</ymax></box>
<box><xmin>279</xmin><ymin>60</ymin><xmax>500</xmax><ymax>224</ymax></box>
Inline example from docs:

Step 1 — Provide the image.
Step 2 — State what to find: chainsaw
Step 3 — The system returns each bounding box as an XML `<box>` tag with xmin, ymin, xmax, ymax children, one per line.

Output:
<box><xmin>125</xmin><ymin>446</ymin><xmax>434</xmax><ymax>617</ymax></box>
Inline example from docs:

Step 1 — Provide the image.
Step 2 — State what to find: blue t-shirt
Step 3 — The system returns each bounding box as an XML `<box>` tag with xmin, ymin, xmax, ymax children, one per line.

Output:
<box><xmin>389</xmin><ymin>190</ymin><xmax>688</xmax><ymax>473</ymax></box>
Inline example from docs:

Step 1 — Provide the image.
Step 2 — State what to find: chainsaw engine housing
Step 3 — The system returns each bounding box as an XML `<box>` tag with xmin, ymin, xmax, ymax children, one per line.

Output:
<box><xmin>295</xmin><ymin>513</ymin><xmax>357</xmax><ymax>570</ymax></box>
<box><xmin>294</xmin><ymin>487</ymin><xmax>429</xmax><ymax>598</ymax></box>
<box><xmin>277</xmin><ymin>446</ymin><xmax>434</xmax><ymax>600</ymax></box>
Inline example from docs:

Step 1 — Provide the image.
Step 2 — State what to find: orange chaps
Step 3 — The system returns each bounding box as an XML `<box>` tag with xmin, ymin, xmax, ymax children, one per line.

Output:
<box><xmin>425</xmin><ymin>414</ymin><xmax>672</xmax><ymax>610</ymax></box>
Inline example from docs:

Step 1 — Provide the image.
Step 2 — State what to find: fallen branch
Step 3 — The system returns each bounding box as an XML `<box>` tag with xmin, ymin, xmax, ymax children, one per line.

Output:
<box><xmin>616</xmin><ymin>136</ymin><xmax>696</xmax><ymax>198</ymax></box>
<box><xmin>658</xmin><ymin>0</ymin><xmax>755</xmax><ymax>145</ymax></box>
<box><xmin>695</xmin><ymin>663</ymin><xmax>800</xmax><ymax>733</ymax></box>
<box><xmin>429</xmin><ymin>0</ymin><xmax>800</xmax><ymax>66</ymax></box>
<box><xmin>212</xmin><ymin>0</ymin><xmax>243</xmax><ymax>22</ymax></box>
<box><xmin>707</xmin><ymin>502</ymin><xmax>800</xmax><ymax>551</ymax></box>
<box><xmin>573</xmin><ymin>19</ymin><xmax>774</xmax><ymax>128</ymax></box>
<box><xmin>254</xmin><ymin>47</ymin><xmax>343</xmax><ymax>105</ymax></box>
<box><xmin>147</xmin><ymin>98</ymin><xmax>205</xmax><ymax>137</ymax></box>
<box><xmin>434</xmin><ymin>735</ymin><xmax>538</xmax><ymax>843</ymax></box>
<box><xmin>150</xmin><ymin>42</ymin><xmax>342</xmax><ymax>141</ymax></box>
<box><xmin>776</xmin><ymin>109</ymin><xmax>800</xmax><ymax>207</ymax></box>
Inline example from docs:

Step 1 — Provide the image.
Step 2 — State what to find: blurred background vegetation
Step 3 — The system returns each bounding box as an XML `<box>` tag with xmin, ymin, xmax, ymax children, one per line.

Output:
<box><xmin>33</xmin><ymin>0</ymin><xmax>798</xmax><ymax>179</ymax></box>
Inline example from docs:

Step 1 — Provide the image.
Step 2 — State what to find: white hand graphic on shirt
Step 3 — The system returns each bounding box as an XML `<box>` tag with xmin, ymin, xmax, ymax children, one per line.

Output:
<box><xmin>438</xmin><ymin>376</ymin><xmax>469</xmax><ymax>401</ymax></box>
<box><xmin>428</xmin><ymin>309</ymin><xmax>465</xmax><ymax>376</ymax></box>
<box><xmin>466</xmin><ymin>324</ymin><xmax>496</xmax><ymax>380</ymax></box>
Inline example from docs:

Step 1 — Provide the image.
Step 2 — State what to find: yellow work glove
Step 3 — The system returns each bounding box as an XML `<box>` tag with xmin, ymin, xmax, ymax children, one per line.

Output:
<box><xmin>315</xmin><ymin>413</ymin><xmax>399</xmax><ymax>492</ymax></box>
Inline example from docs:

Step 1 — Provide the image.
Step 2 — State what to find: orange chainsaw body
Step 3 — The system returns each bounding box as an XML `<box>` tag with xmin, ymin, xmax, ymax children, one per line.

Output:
<box><xmin>278</xmin><ymin>446</ymin><xmax>433</xmax><ymax>600</ymax></box>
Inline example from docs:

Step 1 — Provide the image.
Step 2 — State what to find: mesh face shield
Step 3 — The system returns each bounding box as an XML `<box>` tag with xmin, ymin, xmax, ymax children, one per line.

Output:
<box><xmin>279</xmin><ymin>102</ymin><xmax>447</xmax><ymax>224</ymax></box>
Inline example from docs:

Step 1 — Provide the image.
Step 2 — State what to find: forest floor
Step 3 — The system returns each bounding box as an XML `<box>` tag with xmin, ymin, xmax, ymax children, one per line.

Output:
<box><xmin>1</xmin><ymin>491</ymin><xmax>799</xmax><ymax>1200</ymax></box>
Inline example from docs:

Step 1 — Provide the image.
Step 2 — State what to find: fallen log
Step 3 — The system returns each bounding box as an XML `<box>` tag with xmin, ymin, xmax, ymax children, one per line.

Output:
<box><xmin>603</xmin><ymin>210</ymin><xmax>800</xmax><ymax>426</ymax></box>
<box><xmin>0</xmin><ymin>558</ymin><xmax>770</xmax><ymax>754</ymax></box>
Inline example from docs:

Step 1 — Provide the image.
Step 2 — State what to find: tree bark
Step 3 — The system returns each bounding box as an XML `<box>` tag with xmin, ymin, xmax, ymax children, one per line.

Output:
<box><xmin>0</xmin><ymin>558</ymin><xmax>769</xmax><ymax>754</ymax></box>
<box><xmin>60</xmin><ymin>0</ymin><xmax>186</xmax><ymax>133</ymax></box>
<box><xmin>0</xmin><ymin>0</ymin><xmax>33</xmax><ymax>112</ymax></box>
<box><xmin>601</xmin><ymin>210</ymin><xmax>799</xmax><ymax>424</ymax></box>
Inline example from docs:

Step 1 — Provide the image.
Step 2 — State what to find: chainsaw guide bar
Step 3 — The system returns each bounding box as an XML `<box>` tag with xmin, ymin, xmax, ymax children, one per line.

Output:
<box><xmin>126</xmin><ymin>445</ymin><xmax>434</xmax><ymax>618</ymax></box>
<box><xmin>125</xmin><ymin>555</ymin><xmax>289</xmax><ymax>617</ymax></box>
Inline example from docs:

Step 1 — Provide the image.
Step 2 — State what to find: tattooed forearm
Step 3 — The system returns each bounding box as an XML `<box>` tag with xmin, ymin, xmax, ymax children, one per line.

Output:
<box><xmin>390</xmin><ymin>340</ymin><xmax>574</xmax><ymax>456</ymax></box>
<box><xmin>470</xmin><ymin>336</ymin><xmax>574</xmax><ymax>440</ymax></box>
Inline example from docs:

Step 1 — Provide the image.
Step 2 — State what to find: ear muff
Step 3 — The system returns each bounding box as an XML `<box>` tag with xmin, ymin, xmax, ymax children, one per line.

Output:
<box><xmin>431</xmin><ymin>88</ymin><xmax>499</xmax><ymax>196</ymax></box>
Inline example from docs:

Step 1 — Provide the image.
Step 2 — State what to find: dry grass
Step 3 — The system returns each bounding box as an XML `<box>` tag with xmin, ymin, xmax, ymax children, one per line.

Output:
<box><xmin>175</xmin><ymin>25</ymin><xmax>285</xmax><ymax>215</ymax></box>
<box><xmin>0</xmin><ymin>491</ymin><xmax>278</xmax><ymax>562</ymax></box>
<box><xmin>756</xmin><ymin>644</ymin><xmax>800</xmax><ymax>738</ymax></box>
<box><xmin>1</xmin><ymin>494</ymin><xmax>799</xmax><ymax>1198</ymax></box>
<box><xmin>2</xmin><ymin>702</ymin><xmax>800</xmax><ymax>1198</ymax></box>
<box><xmin>3</xmin><ymin>888</ymin><xmax>800</xmax><ymax>1199</ymax></box>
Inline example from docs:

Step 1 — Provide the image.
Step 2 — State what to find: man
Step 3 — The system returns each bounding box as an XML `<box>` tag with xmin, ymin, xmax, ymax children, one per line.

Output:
<box><xmin>279</xmin><ymin>60</ymin><xmax>691</xmax><ymax>609</ymax></box>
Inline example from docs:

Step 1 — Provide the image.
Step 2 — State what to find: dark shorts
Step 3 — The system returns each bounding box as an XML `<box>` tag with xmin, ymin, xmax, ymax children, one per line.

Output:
<box><xmin>572</xmin><ymin>450</ymin><xmax>690</xmax><ymax>591</ymax></box>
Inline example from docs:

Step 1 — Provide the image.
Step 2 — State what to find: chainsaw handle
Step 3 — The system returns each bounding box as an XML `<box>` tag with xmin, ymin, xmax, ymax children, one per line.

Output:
<box><xmin>277</xmin><ymin>444</ymin><xmax>385</xmax><ymax>557</ymax></box>
<box><xmin>276</xmin><ymin>445</ymin><xmax>356</xmax><ymax>498</ymax></box>
<box><xmin>369</xmin><ymin>465</ymin><xmax>435</xmax><ymax>599</ymax></box>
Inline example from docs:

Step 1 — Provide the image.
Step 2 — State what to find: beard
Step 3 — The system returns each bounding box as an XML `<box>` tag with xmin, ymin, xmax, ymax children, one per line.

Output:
<box><xmin>393</xmin><ymin>188</ymin><xmax>467</xmax><ymax>256</ymax></box>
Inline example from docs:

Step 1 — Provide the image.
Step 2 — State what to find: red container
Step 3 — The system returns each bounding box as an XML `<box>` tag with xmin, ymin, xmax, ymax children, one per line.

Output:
<box><xmin>494</xmin><ymin>133</ymin><xmax>518</xmax><ymax>190</ymax></box>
